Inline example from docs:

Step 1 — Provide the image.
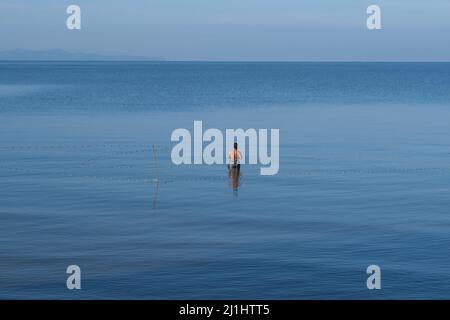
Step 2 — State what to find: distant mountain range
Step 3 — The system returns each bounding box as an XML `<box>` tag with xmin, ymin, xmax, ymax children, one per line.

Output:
<box><xmin>0</xmin><ymin>49</ymin><xmax>164</xmax><ymax>61</ymax></box>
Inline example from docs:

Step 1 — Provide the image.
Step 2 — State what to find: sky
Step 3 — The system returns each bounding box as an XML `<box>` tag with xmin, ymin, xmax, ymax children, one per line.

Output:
<box><xmin>0</xmin><ymin>0</ymin><xmax>449</xmax><ymax>61</ymax></box>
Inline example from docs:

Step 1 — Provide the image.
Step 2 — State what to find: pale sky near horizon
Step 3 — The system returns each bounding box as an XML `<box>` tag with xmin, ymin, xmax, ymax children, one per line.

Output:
<box><xmin>0</xmin><ymin>0</ymin><xmax>449</xmax><ymax>61</ymax></box>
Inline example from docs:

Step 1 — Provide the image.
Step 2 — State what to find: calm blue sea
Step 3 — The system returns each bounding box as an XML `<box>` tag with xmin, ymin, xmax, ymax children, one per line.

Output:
<box><xmin>1</xmin><ymin>62</ymin><xmax>450</xmax><ymax>299</ymax></box>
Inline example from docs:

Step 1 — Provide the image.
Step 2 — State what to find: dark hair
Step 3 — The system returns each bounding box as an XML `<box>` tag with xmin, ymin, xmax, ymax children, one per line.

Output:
<box><xmin>234</xmin><ymin>142</ymin><xmax>238</xmax><ymax>149</ymax></box>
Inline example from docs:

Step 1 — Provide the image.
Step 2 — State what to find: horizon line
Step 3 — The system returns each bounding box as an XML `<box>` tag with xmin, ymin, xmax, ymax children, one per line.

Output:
<box><xmin>1</xmin><ymin>59</ymin><xmax>450</xmax><ymax>63</ymax></box>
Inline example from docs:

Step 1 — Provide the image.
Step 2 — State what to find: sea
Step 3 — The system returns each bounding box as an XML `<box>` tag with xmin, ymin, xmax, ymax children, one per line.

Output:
<box><xmin>1</xmin><ymin>61</ymin><xmax>450</xmax><ymax>299</ymax></box>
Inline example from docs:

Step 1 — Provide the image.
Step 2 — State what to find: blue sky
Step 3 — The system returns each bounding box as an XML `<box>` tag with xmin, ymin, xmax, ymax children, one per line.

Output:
<box><xmin>0</xmin><ymin>0</ymin><xmax>449</xmax><ymax>61</ymax></box>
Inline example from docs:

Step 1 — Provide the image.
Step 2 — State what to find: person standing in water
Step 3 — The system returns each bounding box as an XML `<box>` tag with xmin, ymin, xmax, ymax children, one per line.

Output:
<box><xmin>228</xmin><ymin>142</ymin><xmax>243</xmax><ymax>170</ymax></box>
<box><xmin>228</xmin><ymin>142</ymin><xmax>242</xmax><ymax>195</ymax></box>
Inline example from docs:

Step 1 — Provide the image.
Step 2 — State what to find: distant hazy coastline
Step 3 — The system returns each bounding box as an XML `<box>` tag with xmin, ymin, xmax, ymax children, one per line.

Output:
<box><xmin>0</xmin><ymin>49</ymin><xmax>164</xmax><ymax>61</ymax></box>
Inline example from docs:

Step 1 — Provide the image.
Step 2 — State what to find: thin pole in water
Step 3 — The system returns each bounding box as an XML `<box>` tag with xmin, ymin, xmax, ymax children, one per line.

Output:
<box><xmin>151</xmin><ymin>145</ymin><xmax>160</xmax><ymax>209</ymax></box>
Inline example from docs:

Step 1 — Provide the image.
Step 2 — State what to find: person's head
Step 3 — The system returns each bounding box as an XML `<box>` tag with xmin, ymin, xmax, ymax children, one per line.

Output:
<box><xmin>234</xmin><ymin>142</ymin><xmax>238</xmax><ymax>150</ymax></box>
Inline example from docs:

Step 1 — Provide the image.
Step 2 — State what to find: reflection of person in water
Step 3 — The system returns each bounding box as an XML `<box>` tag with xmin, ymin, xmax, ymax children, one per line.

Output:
<box><xmin>228</xmin><ymin>142</ymin><xmax>242</xmax><ymax>194</ymax></box>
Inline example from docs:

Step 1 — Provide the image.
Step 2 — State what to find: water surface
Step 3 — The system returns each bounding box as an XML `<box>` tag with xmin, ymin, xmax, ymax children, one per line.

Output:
<box><xmin>1</xmin><ymin>62</ymin><xmax>450</xmax><ymax>299</ymax></box>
